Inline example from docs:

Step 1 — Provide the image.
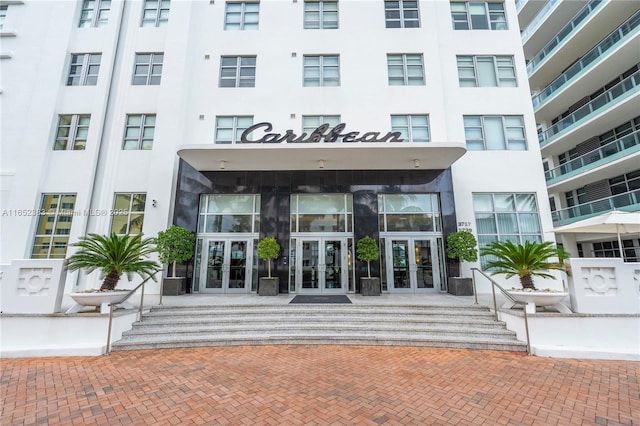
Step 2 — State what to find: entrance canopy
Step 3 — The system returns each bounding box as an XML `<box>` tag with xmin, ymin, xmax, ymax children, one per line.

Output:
<box><xmin>177</xmin><ymin>143</ymin><xmax>467</xmax><ymax>171</ymax></box>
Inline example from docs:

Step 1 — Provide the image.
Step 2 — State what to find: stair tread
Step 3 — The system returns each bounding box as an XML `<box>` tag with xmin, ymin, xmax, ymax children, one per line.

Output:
<box><xmin>111</xmin><ymin>303</ymin><xmax>525</xmax><ymax>352</ymax></box>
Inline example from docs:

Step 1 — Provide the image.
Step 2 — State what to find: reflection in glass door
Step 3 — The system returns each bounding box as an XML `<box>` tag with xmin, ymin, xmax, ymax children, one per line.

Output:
<box><xmin>297</xmin><ymin>238</ymin><xmax>347</xmax><ymax>294</ymax></box>
<box><xmin>201</xmin><ymin>239</ymin><xmax>252</xmax><ymax>293</ymax></box>
<box><xmin>385</xmin><ymin>237</ymin><xmax>440</xmax><ymax>293</ymax></box>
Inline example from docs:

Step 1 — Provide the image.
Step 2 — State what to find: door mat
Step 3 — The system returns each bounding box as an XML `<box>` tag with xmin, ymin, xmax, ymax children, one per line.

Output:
<box><xmin>289</xmin><ymin>295</ymin><xmax>352</xmax><ymax>304</ymax></box>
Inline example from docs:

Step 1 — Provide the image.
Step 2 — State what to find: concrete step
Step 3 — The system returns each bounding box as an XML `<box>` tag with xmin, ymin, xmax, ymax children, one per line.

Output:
<box><xmin>111</xmin><ymin>303</ymin><xmax>527</xmax><ymax>352</ymax></box>
<box><xmin>121</xmin><ymin>323</ymin><xmax>516</xmax><ymax>338</ymax></box>
<box><xmin>129</xmin><ymin>316</ymin><xmax>506</xmax><ymax>329</ymax></box>
<box><xmin>112</xmin><ymin>333</ymin><xmax>527</xmax><ymax>352</ymax></box>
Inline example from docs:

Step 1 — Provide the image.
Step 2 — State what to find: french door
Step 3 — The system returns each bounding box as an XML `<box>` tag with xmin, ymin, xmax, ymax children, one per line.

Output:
<box><xmin>384</xmin><ymin>237</ymin><xmax>442</xmax><ymax>293</ymax></box>
<box><xmin>199</xmin><ymin>238</ymin><xmax>254</xmax><ymax>293</ymax></box>
<box><xmin>294</xmin><ymin>237</ymin><xmax>350</xmax><ymax>294</ymax></box>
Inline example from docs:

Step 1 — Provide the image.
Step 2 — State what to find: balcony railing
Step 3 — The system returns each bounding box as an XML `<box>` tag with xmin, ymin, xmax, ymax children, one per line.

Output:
<box><xmin>532</xmin><ymin>11</ymin><xmax>640</xmax><ymax>109</ymax></box>
<box><xmin>551</xmin><ymin>189</ymin><xmax>640</xmax><ymax>224</ymax></box>
<box><xmin>546</xmin><ymin>130</ymin><xmax>640</xmax><ymax>183</ymax></box>
<box><xmin>538</xmin><ymin>69</ymin><xmax>640</xmax><ymax>146</ymax></box>
<box><xmin>527</xmin><ymin>0</ymin><xmax>605</xmax><ymax>75</ymax></box>
<box><xmin>521</xmin><ymin>0</ymin><xmax>561</xmax><ymax>42</ymax></box>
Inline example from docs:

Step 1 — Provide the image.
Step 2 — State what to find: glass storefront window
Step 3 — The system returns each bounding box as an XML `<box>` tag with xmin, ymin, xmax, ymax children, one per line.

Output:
<box><xmin>291</xmin><ymin>194</ymin><xmax>353</xmax><ymax>233</ymax></box>
<box><xmin>198</xmin><ymin>194</ymin><xmax>260</xmax><ymax>234</ymax></box>
<box><xmin>378</xmin><ymin>194</ymin><xmax>442</xmax><ymax>232</ymax></box>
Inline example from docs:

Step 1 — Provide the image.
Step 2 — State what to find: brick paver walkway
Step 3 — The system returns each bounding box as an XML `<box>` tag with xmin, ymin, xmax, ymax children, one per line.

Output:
<box><xmin>1</xmin><ymin>346</ymin><xmax>638</xmax><ymax>425</ymax></box>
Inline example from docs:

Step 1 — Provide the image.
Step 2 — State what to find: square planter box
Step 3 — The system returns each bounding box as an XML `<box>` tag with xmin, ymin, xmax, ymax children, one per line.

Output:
<box><xmin>361</xmin><ymin>277</ymin><xmax>381</xmax><ymax>296</ymax></box>
<box><xmin>447</xmin><ymin>277</ymin><xmax>474</xmax><ymax>296</ymax></box>
<box><xmin>258</xmin><ymin>277</ymin><xmax>279</xmax><ymax>296</ymax></box>
<box><xmin>162</xmin><ymin>277</ymin><xmax>185</xmax><ymax>296</ymax></box>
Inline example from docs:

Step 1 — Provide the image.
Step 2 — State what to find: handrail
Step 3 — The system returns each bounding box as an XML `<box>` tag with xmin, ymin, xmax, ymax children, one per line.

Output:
<box><xmin>527</xmin><ymin>0</ymin><xmax>605</xmax><ymax>75</ymax></box>
<box><xmin>471</xmin><ymin>268</ymin><xmax>531</xmax><ymax>355</ymax></box>
<box><xmin>105</xmin><ymin>273</ymin><xmax>157</xmax><ymax>355</ymax></box>
<box><xmin>551</xmin><ymin>189</ymin><xmax>640</xmax><ymax>224</ymax></box>
<box><xmin>521</xmin><ymin>0</ymin><xmax>561</xmax><ymax>43</ymax></box>
<box><xmin>545</xmin><ymin>130</ymin><xmax>640</xmax><ymax>181</ymax></box>
<box><xmin>532</xmin><ymin>11</ymin><xmax>640</xmax><ymax>109</ymax></box>
<box><xmin>538</xmin><ymin>70</ymin><xmax>640</xmax><ymax>146</ymax></box>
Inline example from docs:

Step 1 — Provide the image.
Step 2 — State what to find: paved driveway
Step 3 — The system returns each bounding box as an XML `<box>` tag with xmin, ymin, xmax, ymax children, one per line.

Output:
<box><xmin>1</xmin><ymin>346</ymin><xmax>638</xmax><ymax>425</ymax></box>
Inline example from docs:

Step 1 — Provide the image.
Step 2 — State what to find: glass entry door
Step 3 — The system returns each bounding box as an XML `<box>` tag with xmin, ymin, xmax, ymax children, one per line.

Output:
<box><xmin>200</xmin><ymin>238</ymin><xmax>253</xmax><ymax>293</ymax></box>
<box><xmin>296</xmin><ymin>238</ymin><xmax>348</xmax><ymax>294</ymax></box>
<box><xmin>385</xmin><ymin>237</ymin><xmax>440</xmax><ymax>293</ymax></box>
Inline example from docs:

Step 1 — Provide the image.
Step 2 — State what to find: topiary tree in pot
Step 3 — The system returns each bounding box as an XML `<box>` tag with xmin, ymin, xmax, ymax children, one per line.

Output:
<box><xmin>357</xmin><ymin>236</ymin><xmax>381</xmax><ymax>296</ymax></box>
<box><xmin>257</xmin><ymin>237</ymin><xmax>281</xmax><ymax>296</ymax></box>
<box><xmin>155</xmin><ymin>225</ymin><xmax>195</xmax><ymax>295</ymax></box>
<box><xmin>446</xmin><ymin>231</ymin><xmax>478</xmax><ymax>296</ymax></box>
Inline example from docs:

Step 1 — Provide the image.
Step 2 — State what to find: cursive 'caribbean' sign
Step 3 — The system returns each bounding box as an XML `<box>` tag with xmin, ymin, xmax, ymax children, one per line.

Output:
<box><xmin>240</xmin><ymin>122</ymin><xmax>404</xmax><ymax>144</ymax></box>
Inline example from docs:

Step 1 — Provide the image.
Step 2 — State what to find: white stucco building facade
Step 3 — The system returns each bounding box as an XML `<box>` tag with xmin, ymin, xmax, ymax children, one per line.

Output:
<box><xmin>1</xmin><ymin>0</ymin><xmax>559</xmax><ymax>298</ymax></box>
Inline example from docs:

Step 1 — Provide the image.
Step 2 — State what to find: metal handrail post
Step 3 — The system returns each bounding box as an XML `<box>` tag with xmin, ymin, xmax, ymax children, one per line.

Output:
<box><xmin>523</xmin><ymin>306</ymin><xmax>531</xmax><ymax>355</ymax></box>
<box><xmin>105</xmin><ymin>304</ymin><xmax>115</xmax><ymax>355</ymax></box>
<box><xmin>103</xmin><ymin>274</ymin><xmax>155</xmax><ymax>356</ymax></box>
<box><xmin>470</xmin><ymin>267</ymin><xmax>532</xmax><ymax>355</ymax></box>
<box><xmin>159</xmin><ymin>277</ymin><xmax>164</xmax><ymax>306</ymax></box>
<box><xmin>471</xmin><ymin>270</ymin><xmax>478</xmax><ymax>305</ymax></box>
<box><xmin>491</xmin><ymin>281</ymin><xmax>498</xmax><ymax>321</ymax></box>
<box><xmin>139</xmin><ymin>282</ymin><xmax>145</xmax><ymax>322</ymax></box>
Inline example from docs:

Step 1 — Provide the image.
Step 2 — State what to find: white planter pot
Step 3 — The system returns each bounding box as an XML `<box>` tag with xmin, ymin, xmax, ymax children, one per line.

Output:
<box><xmin>504</xmin><ymin>291</ymin><xmax>571</xmax><ymax>314</ymax></box>
<box><xmin>67</xmin><ymin>291</ymin><xmax>133</xmax><ymax>314</ymax></box>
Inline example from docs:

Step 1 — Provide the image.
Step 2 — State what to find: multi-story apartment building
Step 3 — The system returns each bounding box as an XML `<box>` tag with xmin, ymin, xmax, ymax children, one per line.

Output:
<box><xmin>1</xmin><ymin>0</ymin><xmax>557</xmax><ymax>296</ymax></box>
<box><xmin>519</xmin><ymin>0</ymin><xmax>640</xmax><ymax>262</ymax></box>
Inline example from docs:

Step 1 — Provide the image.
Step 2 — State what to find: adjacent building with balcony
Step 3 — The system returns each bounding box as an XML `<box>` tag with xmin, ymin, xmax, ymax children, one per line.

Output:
<box><xmin>1</xmin><ymin>0</ymin><xmax>556</xmax><ymax>297</ymax></box>
<box><xmin>519</xmin><ymin>0</ymin><xmax>640</xmax><ymax>262</ymax></box>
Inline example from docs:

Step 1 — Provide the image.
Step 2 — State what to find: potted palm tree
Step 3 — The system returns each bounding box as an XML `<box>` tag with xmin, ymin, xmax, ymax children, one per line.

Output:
<box><xmin>155</xmin><ymin>225</ymin><xmax>195</xmax><ymax>296</ymax></box>
<box><xmin>446</xmin><ymin>231</ymin><xmax>478</xmax><ymax>296</ymax></box>
<box><xmin>357</xmin><ymin>236</ymin><xmax>380</xmax><ymax>296</ymax></box>
<box><xmin>66</xmin><ymin>233</ymin><xmax>159</xmax><ymax>313</ymax></box>
<box><xmin>257</xmin><ymin>237</ymin><xmax>280</xmax><ymax>296</ymax></box>
<box><xmin>480</xmin><ymin>240</ymin><xmax>570</xmax><ymax>310</ymax></box>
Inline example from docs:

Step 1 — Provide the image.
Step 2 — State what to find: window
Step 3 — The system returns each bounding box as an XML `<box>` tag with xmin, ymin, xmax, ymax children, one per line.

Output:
<box><xmin>198</xmin><ymin>194</ymin><xmax>261</xmax><ymax>233</ymax></box>
<box><xmin>564</xmin><ymin>188</ymin><xmax>586</xmax><ymax>208</ymax></box>
<box><xmin>450</xmin><ymin>1</ymin><xmax>506</xmax><ymax>30</ymax></box>
<box><xmin>123</xmin><ymin>114</ymin><xmax>156</xmax><ymax>150</ymax></box>
<box><xmin>224</xmin><ymin>2</ymin><xmax>259</xmax><ymax>30</ymax></box>
<box><xmin>474</xmin><ymin>193</ymin><xmax>542</xmax><ymax>268</ymax></box>
<box><xmin>141</xmin><ymin>0</ymin><xmax>170</xmax><ymax>27</ymax></box>
<box><xmin>464</xmin><ymin>116</ymin><xmax>526</xmax><ymax>150</ymax></box>
<box><xmin>31</xmin><ymin>194</ymin><xmax>77</xmax><ymax>259</ymax></box>
<box><xmin>291</xmin><ymin>194</ymin><xmax>353</xmax><ymax>233</ymax></box>
<box><xmin>609</xmin><ymin>170</ymin><xmax>640</xmax><ymax>195</ymax></box>
<box><xmin>67</xmin><ymin>54</ymin><xmax>101</xmax><ymax>86</ymax></box>
<box><xmin>304</xmin><ymin>1</ymin><xmax>338</xmax><ymax>29</ymax></box>
<box><xmin>384</xmin><ymin>1</ymin><xmax>420</xmax><ymax>28</ymax></box>
<box><xmin>1</xmin><ymin>5</ymin><xmax>8</xmax><ymax>29</ymax></box>
<box><xmin>457</xmin><ymin>55</ymin><xmax>516</xmax><ymax>87</ymax></box>
<box><xmin>593</xmin><ymin>239</ymin><xmax>640</xmax><ymax>262</ymax></box>
<box><xmin>110</xmin><ymin>193</ymin><xmax>146</xmax><ymax>235</ymax></box>
<box><xmin>378</xmin><ymin>194</ymin><xmax>441</xmax><ymax>232</ymax></box>
<box><xmin>302</xmin><ymin>115</ymin><xmax>341</xmax><ymax>135</ymax></box>
<box><xmin>54</xmin><ymin>115</ymin><xmax>90</xmax><ymax>151</ymax></box>
<box><xmin>215</xmin><ymin>116</ymin><xmax>254</xmax><ymax>144</ymax></box>
<box><xmin>132</xmin><ymin>53</ymin><xmax>163</xmax><ymax>85</ymax></box>
<box><xmin>79</xmin><ymin>0</ymin><xmax>111</xmax><ymax>27</ymax></box>
<box><xmin>219</xmin><ymin>56</ymin><xmax>256</xmax><ymax>87</ymax></box>
<box><xmin>387</xmin><ymin>54</ymin><xmax>425</xmax><ymax>86</ymax></box>
<box><xmin>303</xmin><ymin>55</ymin><xmax>339</xmax><ymax>87</ymax></box>
<box><xmin>391</xmin><ymin>115</ymin><xmax>430</xmax><ymax>142</ymax></box>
